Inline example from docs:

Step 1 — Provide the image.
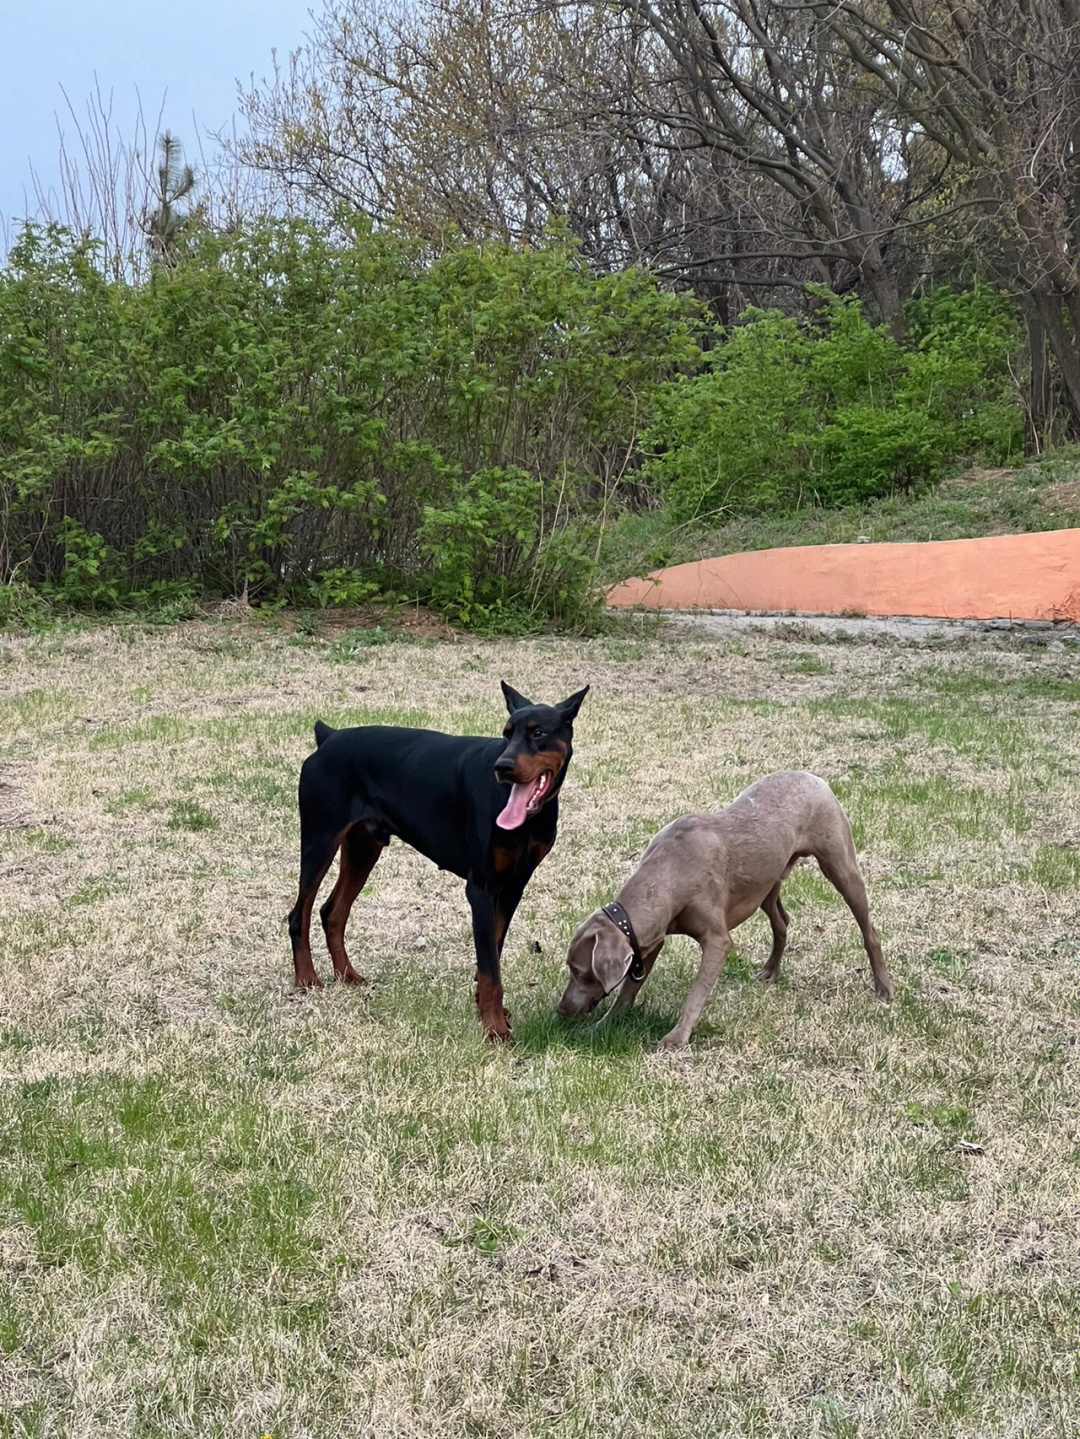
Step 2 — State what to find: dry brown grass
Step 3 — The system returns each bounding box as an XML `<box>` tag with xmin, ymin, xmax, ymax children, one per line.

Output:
<box><xmin>1043</xmin><ymin>480</ymin><xmax>1080</xmax><ymax>513</ymax></box>
<box><xmin>0</xmin><ymin>615</ymin><xmax>1078</xmax><ymax>1437</ymax></box>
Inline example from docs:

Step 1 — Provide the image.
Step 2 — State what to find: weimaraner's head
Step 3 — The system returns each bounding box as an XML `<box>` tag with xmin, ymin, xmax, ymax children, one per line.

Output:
<box><xmin>557</xmin><ymin>911</ymin><xmax>634</xmax><ymax>1017</ymax></box>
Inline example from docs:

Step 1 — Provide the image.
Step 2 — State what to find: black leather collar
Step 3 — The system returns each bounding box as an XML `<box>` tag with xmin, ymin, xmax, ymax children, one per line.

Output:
<box><xmin>601</xmin><ymin>900</ymin><xmax>646</xmax><ymax>982</ymax></box>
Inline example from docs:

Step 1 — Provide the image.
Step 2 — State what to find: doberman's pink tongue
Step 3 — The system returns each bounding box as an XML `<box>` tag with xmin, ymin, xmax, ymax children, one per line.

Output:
<box><xmin>496</xmin><ymin>777</ymin><xmax>541</xmax><ymax>830</ymax></box>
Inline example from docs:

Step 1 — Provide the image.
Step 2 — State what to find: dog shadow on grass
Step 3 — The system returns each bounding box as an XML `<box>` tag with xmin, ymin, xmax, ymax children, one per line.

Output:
<box><xmin>510</xmin><ymin>1007</ymin><xmax>689</xmax><ymax>1056</ymax></box>
<box><xmin>509</xmin><ymin>947</ymin><xmax>771</xmax><ymax>1055</ymax></box>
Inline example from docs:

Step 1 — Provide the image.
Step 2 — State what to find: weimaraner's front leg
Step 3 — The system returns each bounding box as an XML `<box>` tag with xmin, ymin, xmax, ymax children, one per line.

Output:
<box><xmin>599</xmin><ymin>944</ymin><xmax>663</xmax><ymax>1024</ymax></box>
<box><xmin>658</xmin><ymin>930</ymin><xmax>732</xmax><ymax>1050</ymax></box>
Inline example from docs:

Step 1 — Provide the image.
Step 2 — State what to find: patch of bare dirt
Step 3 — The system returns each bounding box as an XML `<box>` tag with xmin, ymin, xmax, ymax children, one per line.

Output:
<box><xmin>179</xmin><ymin>601</ymin><xmax>462</xmax><ymax>644</ymax></box>
<box><xmin>1043</xmin><ymin>479</ymin><xmax>1080</xmax><ymax>513</ymax></box>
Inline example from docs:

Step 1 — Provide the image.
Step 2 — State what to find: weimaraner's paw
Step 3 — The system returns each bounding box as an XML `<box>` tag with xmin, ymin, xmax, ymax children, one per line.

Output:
<box><xmin>876</xmin><ymin>984</ymin><xmax>894</xmax><ymax>1003</ymax></box>
<box><xmin>657</xmin><ymin>1030</ymin><xmax>688</xmax><ymax>1052</ymax></box>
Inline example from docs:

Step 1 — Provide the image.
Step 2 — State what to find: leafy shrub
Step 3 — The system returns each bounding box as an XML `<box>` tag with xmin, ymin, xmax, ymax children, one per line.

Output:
<box><xmin>419</xmin><ymin>466</ymin><xmax>598</xmax><ymax>631</ymax></box>
<box><xmin>52</xmin><ymin>520</ymin><xmax>124</xmax><ymax>610</ymax></box>
<box><xmin>0</xmin><ymin>581</ymin><xmax>52</xmax><ymax>632</ymax></box>
<box><xmin>903</xmin><ymin>283</ymin><xmax>1023</xmax><ymax>462</ymax></box>
<box><xmin>644</xmin><ymin>289</ymin><xmax>1023</xmax><ymax>521</ymax></box>
<box><xmin>0</xmin><ymin>221</ymin><xmax>1025</xmax><ymax>623</ymax></box>
<box><xmin>0</xmin><ymin>220</ymin><xmax>695</xmax><ymax>629</ymax></box>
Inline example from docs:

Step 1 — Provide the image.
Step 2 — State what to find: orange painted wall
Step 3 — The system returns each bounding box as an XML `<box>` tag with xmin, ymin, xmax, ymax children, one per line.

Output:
<box><xmin>606</xmin><ymin>528</ymin><xmax>1080</xmax><ymax>622</ymax></box>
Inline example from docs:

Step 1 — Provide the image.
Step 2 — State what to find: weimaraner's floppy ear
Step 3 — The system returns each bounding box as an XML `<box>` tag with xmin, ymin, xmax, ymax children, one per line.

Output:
<box><xmin>592</xmin><ymin>934</ymin><xmax>633</xmax><ymax>995</ymax></box>
<box><xmin>501</xmin><ymin>681</ymin><xmax>533</xmax><ymax>714</ymax></box>
<box><xmin>557</xmin><ymin>685</ymin><xmax>589</xmax><ymax>723</ymax></box>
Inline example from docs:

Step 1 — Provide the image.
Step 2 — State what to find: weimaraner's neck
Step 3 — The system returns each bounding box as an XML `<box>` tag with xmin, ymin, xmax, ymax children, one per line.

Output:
<box><xmin>615</xmin><ymin>854</ymin><xmax>685</xmax><ymax>956</ymax></box>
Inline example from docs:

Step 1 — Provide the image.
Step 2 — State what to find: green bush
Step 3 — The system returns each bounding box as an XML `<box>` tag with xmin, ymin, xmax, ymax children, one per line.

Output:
<box><xmin>0</xmin><ymin>222</ymin><xmax>1025</xmax><ymax>625</ymax></box>
<box><xmin>420</xmin><ymin>466</ymin><xmax>597</xmax><ymax>631</ymax></box>
<box><xmin>643</xmin><ymin>289</ymin><xmax>1023</xmax><ymax>521</ymax></box>
<box><xmin>0</xmin><ymin>220</ymin><xmax>696</xmax><ymax>630</ymax></box>
<box><xmin>903</xmin><ymin>283</ymin><xmax>1023</xmax><ymax>462</ymax></box>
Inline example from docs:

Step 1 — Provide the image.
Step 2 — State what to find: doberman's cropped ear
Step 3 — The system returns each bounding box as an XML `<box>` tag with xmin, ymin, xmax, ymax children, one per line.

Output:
<box><xmin>501</xmin><ymin>681</ymin><xmax>533</xmax><ymax>715</ymax></box>
<box><xmin>557</xmin><ymin>685</ymin><xmax>590</xmax><ymax>723</ymax></box>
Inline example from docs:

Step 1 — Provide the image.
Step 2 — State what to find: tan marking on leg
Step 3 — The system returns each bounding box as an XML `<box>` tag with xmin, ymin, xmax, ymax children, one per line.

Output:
<box><xmin>475</xmin><ymin>970</ymin><xmax>512</xmax><ymax>1040</ymax></box>
<box><xmin>293</xmin><ymin>858</ymin><xmax>336</xmax><ymax>990</ymax></box>
<box><xmin>322</xmin><ymin>826</ymin><xmax>383</xmax><ymax>983</ymax></box>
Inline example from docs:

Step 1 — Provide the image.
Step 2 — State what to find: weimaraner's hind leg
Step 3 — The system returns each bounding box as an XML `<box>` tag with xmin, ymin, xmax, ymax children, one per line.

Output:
<box><xmin>758</xmin><ymin>882</ymin><xmax>789</xmax><ymax>984</ymax></box>
<box><xmin>816</xmin><ymin>834</ymin><xmax>893</xmax><ymax>1001</ymax></box>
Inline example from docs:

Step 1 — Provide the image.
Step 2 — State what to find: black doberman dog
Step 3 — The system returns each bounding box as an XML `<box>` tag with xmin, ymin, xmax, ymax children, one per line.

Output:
<box><xmin>288</xmin><ymin>681</ymin><xmax>588</xmax><ymax>1039</ymax></box>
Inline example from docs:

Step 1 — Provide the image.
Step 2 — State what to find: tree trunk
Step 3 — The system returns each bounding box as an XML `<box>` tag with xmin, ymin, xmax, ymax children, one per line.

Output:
<box><xmin>1035</xmin><ymin>291</ymin><xmax>1080</xmax><ymax>442</ymax></box>
<box><xmin>1021</xmin><ymin>298</ymin><xmax>1052</xmax><ymax>453</ymax></box>
<box><xmin>862</xmin><ymin>253</ymin><xmax>905</xmax><ymax>342</ymax></box>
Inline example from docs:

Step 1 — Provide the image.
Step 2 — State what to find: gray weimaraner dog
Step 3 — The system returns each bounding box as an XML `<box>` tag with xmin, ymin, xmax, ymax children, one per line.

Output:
<box><xmin>558</xmin><ymin>770</ymin><xmax>893</xmax><ymax>1049</ymax></box>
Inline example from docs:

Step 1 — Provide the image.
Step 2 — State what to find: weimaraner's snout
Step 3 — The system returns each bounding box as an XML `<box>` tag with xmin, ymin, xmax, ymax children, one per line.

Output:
<box><xmin>556</xmin><ymin>986</ymin><xmax>591</xmax><ymax>1017</ymax></box>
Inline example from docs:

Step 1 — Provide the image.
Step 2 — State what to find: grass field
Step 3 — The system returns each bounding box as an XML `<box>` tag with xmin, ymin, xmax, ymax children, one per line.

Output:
<box><xmin>1</xmin><ymin>614</ymin><xmax>1079</xmax><ymax>1438</ymax></box>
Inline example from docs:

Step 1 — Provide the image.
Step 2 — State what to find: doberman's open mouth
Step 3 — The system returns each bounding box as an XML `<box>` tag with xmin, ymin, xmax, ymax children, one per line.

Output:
<box><xmin>496</xmin><ymin>770</ymin><xmax>553</xmax><ymax>830</ymax></box>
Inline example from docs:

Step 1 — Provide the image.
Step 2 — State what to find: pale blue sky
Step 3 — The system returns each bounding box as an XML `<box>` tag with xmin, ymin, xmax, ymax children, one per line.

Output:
<box><xmin>2</xmin><ymin>1</ymin><xmax>313</xmax><ymax>242</ymax></box>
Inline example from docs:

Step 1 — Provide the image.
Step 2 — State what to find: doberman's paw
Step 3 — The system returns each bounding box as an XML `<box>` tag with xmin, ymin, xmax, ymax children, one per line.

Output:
<box><xmin>484</xmin><ymin>1005</ymin><xmax>513</xmax><ymax>1042</ymax></box>
<box><xmin>476</xmin><ymin>975</ymin><xmax>511</xmax><ymax>1041</ymax></box>
<box><xmin>337</xmin><ymin>965</ymin><xmax>366</xmax><ymax>985</ymax></box>
<box><xmin>294</xmin><ymin>973</ymin><xmax>324</xmax><ymax>994</ymax></box>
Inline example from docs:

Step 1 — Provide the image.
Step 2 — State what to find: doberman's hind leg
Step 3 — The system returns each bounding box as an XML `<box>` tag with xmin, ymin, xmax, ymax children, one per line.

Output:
<box><xmin>288</xmin><ymin>824</ymin><xmax>344</xmax><ymax>990</ymax></box>
<box><xmin>758</xmin><ymin>882</ymin><xmax>789</xmax><ymax>985</ymax></box>
<box><xmin>319</xmin><ymin>822</ymin><xmax>384</xmax><ymax>983</ymax></box>
<box><xmin>816</xmin><ymin>838</ymin><xmax>893</xmax><ymax>1002</ymax></box>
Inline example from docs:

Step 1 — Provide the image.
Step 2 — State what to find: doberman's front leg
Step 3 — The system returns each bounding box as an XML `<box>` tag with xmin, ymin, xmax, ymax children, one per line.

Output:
<box><xmin>467</xmin><ymin>878</ymin><xmax>512</xmax><ymax>1042</ymax></box>
<box><xmin>493</xmin><ymin>870</ymin><xmax>530</xmax><ymax>956</ymax></box>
